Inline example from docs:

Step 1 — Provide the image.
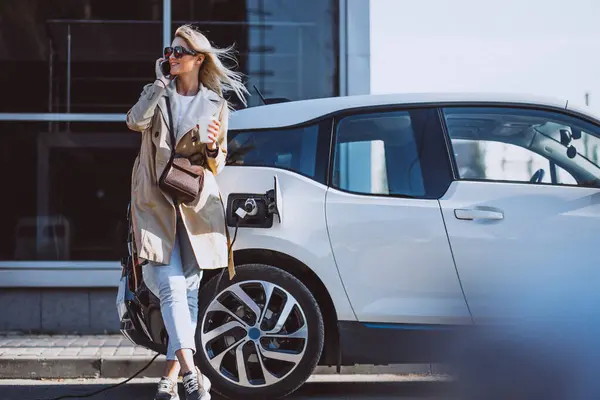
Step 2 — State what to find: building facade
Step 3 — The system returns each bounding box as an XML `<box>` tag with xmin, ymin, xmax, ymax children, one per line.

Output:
<box><xmin>0</xmin><ymin>0</ymin><xmax>369</xmax><ymax>333</ymax></box>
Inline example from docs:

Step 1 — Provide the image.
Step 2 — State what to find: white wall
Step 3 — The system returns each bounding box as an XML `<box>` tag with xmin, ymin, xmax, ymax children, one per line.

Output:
<box><xmin>370</xmin><ymin>0</ymin><xmax>600</xmax><ymax>115</ymax></box>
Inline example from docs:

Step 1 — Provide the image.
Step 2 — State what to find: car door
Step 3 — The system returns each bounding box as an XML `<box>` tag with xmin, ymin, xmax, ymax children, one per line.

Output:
<box><xmin>325</xmin><ymin>107</ymin><xmax>472</xmax><ymax>325</ymax></box>
<box><xmin>438</xmin><ymin>105</ymin><xmax>600</xmax><ymax>322</ymax></box>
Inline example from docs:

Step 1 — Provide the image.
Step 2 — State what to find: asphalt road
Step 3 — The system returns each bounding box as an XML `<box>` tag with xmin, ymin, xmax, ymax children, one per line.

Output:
<box><xmin>0</xmin><ymin>377</ymin><xmax>454</xmax><ymax>400</ymax></box>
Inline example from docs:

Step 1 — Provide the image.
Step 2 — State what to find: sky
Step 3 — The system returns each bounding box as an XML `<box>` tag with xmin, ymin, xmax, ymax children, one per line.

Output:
<box><xmin>370</xmin><ymin>0</ymin><xmax>600</xmax><ymax>115</ymax></box>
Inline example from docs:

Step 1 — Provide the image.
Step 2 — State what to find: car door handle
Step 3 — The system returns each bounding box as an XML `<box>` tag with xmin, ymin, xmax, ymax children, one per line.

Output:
<box><xmin>454</xmin><ymin>208</ymin><xmax>504</xmax><ymax>221</ymax></box>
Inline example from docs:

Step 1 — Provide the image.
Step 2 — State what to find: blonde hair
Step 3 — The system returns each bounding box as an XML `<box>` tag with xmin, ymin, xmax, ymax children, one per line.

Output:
<box><xmin>175</xmin><ymin>24</ymin><xmax>249</xmax><ymax>107</ymax></box>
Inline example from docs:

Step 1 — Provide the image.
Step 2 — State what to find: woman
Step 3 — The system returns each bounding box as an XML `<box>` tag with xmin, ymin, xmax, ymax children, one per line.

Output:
<box><xmin>126</xmin><ymin>24</ymin><xmax>248</xmax><ymax>400</ymax></box>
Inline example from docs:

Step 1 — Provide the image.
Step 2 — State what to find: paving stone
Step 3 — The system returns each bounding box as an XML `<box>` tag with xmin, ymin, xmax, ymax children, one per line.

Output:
<box><xmin>88</xmin><ymin>338</ymin><xmax>107</xmax><ymax>346</ymax></box>
<box><xmin>0</xmin><ymin>334</ymin><xmax>441</xmax><ymax>379</ymax></box>
<box><xmin>53</xmin><ymin>338</ymin><xmax>76</xmax><ymax>346</ymax></box>
<box><xmin>133</xmin><ymin>348</ymin><xmax>154</xmax><ymax>355</ymax></box>
<box><xmin>104</xmin><ymin>337</ymin><xmax>124</xmax><ymax>346</ymax></box>
<box><xmin>40</xmin><ymin>348</ymin><xmax>63</xmax><ymax>357</ymax></box>
<box><xmin>23</xmin><ymin>348</ymin><xmax>45</xmax><ymax>356</ymax></box>
<box><xmin>115</xmin><ymin>347</ymin><xmax>134</xmax><ymax>356</ymax></box>
<box><xmin>58</xmin><ymin>348</ymin><xmax>82</xmax><ymax>356</ymax></box>
<box><xmin>4</xmin><ymin>339</ymin><xmax>26</xmax><ymax>347</ymax></box>
<box><xmin>99</xmin><ymin>346</ymin><xmax>119</xmax><ymax>357</ymax></box>
<box><xmin>70</xmin><ymin>337</ymin><xmax>91</xmax><ymax>347</ymax></box>
<box><xmin>79</xmin><ymin>347</ymin><xmax>101</xmax><ymax>356</ymax></box>
<box><xmin>0</xmin><ymin>349</ymin><xmax>22</xmax><ymax>356</ymax></box>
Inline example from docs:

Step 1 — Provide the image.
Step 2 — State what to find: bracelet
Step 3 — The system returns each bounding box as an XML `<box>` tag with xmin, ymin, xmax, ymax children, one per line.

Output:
<box><xmin>155</xmin><ymin>79</ymin><xmax>167</xmax><ymax>89</ymax></box>
<box><xmin>206</xmin><ymin>145</ymin><xmax>219</xmax><ymax>158</ymax></box>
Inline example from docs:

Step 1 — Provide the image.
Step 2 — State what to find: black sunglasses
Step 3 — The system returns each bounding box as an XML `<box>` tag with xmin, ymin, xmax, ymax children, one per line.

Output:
<box><xmin>164</xmin><ymin>46</ymin><xmax>198</xmax><ymax>59</ymax></box>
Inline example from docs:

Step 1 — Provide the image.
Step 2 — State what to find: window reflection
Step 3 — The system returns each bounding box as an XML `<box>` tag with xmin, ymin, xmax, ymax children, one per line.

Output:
<box><xmin>444</xmin><ymin>107</ymin><xmax>600</xmax><ymax>187</ymax></box>
<box><xmin>453</xmin><ymin>139</ymin><xmax>577</xmax><ymax>185</ymax></box>
<box><xmin>0</xmin><ymin>0</ymin><xmax>339</xmax><ymax>113</ymax></box>
<box><xmin>0</xmin><ymin>0</ymin><xmax>162</xmax><ymax>113</ymax></box>
<box><xmin>0</xmin><ymin>0</ymin><xmax>340</xmax><ymax>264</ymax></box>
<box><xmin>227</xmin><ymin>124</ymin><xmax>320</xmax><ymax>180</ymax></box>
<box><xmin>333</xmin><ymin>112</ymin><xmax>426</xmax><ymax>197</ymax></box>
<box><xmin>0</xmin><ymin>122</ymin><xmax>139</xmax><ymax>261</ymax></box>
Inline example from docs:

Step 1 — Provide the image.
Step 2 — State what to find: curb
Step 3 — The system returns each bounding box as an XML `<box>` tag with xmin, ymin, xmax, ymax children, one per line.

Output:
<box><xmin>0</xmin><ymin>356</ymin><xmax>442</xmax><ymax>380</ymax></box>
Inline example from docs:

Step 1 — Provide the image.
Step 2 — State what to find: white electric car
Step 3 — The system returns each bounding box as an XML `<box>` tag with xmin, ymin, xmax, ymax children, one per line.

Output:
<box><xmin>119</xmin><ymin>92</ymin><xmax>600</xmax><ymax>399</ymax></box>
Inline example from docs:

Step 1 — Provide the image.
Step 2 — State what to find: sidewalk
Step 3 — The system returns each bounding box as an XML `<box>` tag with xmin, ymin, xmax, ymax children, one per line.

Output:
<box><xmin>0</xmin><ymin>334</ymin><xmax>447</xmax><ymax>380</ymax></box>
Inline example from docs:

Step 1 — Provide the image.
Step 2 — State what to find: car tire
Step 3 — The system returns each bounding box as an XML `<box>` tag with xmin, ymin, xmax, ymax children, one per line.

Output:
<box><xmin>194</xmin><ymin>263</ymin><xmax>325</xmax><ymax>400</ymax></box>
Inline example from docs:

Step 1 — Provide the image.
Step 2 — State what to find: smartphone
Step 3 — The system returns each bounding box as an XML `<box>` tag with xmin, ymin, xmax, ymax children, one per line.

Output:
<box><xmin>160</xmin><ymin>60</ymin><xmax>171</xmax><ymax>77</ymax></box>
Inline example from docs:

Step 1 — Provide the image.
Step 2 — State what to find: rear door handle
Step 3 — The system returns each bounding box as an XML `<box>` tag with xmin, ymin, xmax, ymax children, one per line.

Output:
<box><xmin>454</xmin><ymin>208</ymin><xmax>504</xmax><ymax>221</ymax></box>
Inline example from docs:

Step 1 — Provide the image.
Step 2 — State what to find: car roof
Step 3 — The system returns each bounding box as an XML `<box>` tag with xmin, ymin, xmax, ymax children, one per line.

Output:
<box><xmin>229</xmin><ymin>92</ymin><xmax>600</xmax><ymax>131</ymax></box>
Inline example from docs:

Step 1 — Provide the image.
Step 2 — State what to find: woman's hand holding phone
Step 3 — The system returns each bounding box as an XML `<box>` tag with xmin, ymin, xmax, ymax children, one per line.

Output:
<box><xmin>155</xmin><ymin>58</ymin><xmax>171</xmax><ymax>87</ymax></box>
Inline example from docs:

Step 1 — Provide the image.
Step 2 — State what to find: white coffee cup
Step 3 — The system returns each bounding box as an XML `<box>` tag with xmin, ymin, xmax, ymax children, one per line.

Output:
<box><xmin>197</xmin><ymin>116</ymin><xmax>218</xmax><ymax>144</ymax></box>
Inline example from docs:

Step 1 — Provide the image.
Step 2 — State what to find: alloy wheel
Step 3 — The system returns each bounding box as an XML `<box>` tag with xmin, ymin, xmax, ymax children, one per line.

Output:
<box><xmin>200</xmin><ymin>280</ymin><xmax>309</xmax><ymax>388</ymax></box>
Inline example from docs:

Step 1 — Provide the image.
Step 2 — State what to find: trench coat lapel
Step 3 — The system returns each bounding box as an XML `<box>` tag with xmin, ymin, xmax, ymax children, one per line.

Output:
<box><xmin>156</xmin><ymin>81</ymin><xmax>222</xmax><ymax>148</ymax></box>
<box><xmin>177</xmin><ymin>84</ymin><xmax>221</xmax><ymax>143</ymax></box>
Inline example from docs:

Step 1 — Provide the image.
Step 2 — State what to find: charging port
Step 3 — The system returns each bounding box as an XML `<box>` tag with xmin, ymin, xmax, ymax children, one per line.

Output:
<box><xmin>227</xmin><ymin>194</ymin><xmax>272</xmax><ymax>228</ymax></box>
<box><xmin>226</xmin><ymin>176</ymin><xmax>282</xmax><ymax>228</ymax></box>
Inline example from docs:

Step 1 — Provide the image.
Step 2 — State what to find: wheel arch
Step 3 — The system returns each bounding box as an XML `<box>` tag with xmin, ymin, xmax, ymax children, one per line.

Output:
<box><xmin>202</xmin><ymin>248</ymin><xmax>340</xmax><ymax>367</ymax></box>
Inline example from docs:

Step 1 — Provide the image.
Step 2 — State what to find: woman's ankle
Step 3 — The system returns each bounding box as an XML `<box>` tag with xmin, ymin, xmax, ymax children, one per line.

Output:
<box><xmin>175</xmin><ymin>348</ymin><xmax>196</xmax><ymax>375</ymax></box>
<box><xmin>164</xmin><ymin>359</ymin><xmax>181</xmax><ymax>381</ymax></box>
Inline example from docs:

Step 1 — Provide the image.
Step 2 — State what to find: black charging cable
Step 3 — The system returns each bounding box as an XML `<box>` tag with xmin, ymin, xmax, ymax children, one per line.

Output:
<box><xmin>43</xmin><ymin>353</ymin><xmax>160</xmax><ymax>400</ymax></box>
<box><xmin>44</xmin><ymin>209</ymin><xmax>244</xmax><ymax>400</ymax></box>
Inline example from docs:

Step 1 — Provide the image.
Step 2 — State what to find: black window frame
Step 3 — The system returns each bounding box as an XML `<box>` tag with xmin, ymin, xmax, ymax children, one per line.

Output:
<box><xmin>437</xmin><ymin>103</ymin><xmax>600</xmax><ymax>189</ymax></box>
<box><xmin>226</xmin><ymin>117</ymin><xmax>333</xmax><ymax>186</ymax></box>
<box><xmin>328</xmin><ymin>106</ymin><xmax>454</xmax><ymax>200</ymax></box>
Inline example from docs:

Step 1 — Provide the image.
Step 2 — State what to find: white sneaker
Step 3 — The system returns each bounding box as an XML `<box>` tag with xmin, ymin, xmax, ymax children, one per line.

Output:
<box><xmin>154</xmin><ymin>377</ymin><xmax>179</xmax><ymax>400</ymax></box>
<box><xmin>201</xmin><ymin>373</ymin><xmax>212</xmax><ymax>394</ymax></box>
<box><xmin>182</xmin><ymin>371</ymin><xmax>211</xmax><ymax>400</ymax></box>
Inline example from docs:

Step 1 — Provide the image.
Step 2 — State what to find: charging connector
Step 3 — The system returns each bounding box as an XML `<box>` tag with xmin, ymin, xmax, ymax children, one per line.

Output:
<box><xmin>234</xmin><ymin>198</ymin><xmax>259</xmax><ymax>220</ymax></box>
<box><xmin>235</xmin><ymin>207</ymin><xmax>248</xmax><ymax>219</ymax></box>
<box><xmin>244</xmin><ymin>198</ymin><xmax>259</xmax><ymax>217</ymax></box>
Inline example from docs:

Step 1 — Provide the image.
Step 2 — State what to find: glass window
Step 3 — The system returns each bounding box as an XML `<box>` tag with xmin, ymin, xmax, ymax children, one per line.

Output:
<box><xmin>443</xmin><ymin>107</ymin><xmax>600</xmax><ymax>187</ymax></box>
<box><xmin>173</xmin><ymin>0</ymin><xmax>339</xmax><ymax>107</ymax></box>
<box><xmin>1</xmin><ymin>0</ymin><xmax>339</xmax><ymax>113</ymax></box>
<box><xmin>0</xmin><ymin>0</ymin><xmax>162</xmax><ymax>113</ymax></box>
<box><xmin>227</xmin><ymin>123</ymin><xmax>323</xmax><ymax>182</ymax></box>
<box><xmin>0</xmin><ymin>121</ymin><xmax>139</xmax><ymax>262</ymax></box>
<box><xmin>452</xmin><ymin>139</ymin><xmax>577</xmax><ymax>185</ymax></box>
<box><xmin>332</xmin><ymin>111</ymin><xmax>426</xmax><ymax>197</ymax></box>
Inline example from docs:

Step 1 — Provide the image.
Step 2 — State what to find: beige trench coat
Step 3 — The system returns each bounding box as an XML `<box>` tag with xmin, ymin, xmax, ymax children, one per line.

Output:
<box><xmin>126</xmin><ymin>80</ymin><xmax>235</xmax><ymax>279</ymax></box>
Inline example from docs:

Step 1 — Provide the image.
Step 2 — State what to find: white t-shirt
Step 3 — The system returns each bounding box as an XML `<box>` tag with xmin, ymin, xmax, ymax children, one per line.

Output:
<box><xmin>174</xmin><ymin>93</ymin><xmax>194</xmax><ymax>139</ymax></box>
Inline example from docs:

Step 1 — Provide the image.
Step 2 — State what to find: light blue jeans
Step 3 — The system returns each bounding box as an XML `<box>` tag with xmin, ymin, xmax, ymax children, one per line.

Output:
<box><xmin>142</xmin><ymin>218</ymin><xmax>203</xmax><ymax>361</ymax></box>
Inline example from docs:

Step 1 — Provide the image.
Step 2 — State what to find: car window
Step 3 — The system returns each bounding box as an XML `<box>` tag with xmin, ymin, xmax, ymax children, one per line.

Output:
<box><xmin>227</xmin><ymin>123</ymin><xmax>321</xmax><ymax>182</ymax></box>
<box><xmin>452</xmin><ymin>139</ymin><xmax>577</xmax><ymax>185</ymax></box>
<box><xmin>332</xmin><ymin>111</ymin><xmax>426</xmax><ymax>197</ymax></box>
<box><xmin>443</xmin><ymin>107</ymin><xmax>600</xmax><ymax>187</ymax></box>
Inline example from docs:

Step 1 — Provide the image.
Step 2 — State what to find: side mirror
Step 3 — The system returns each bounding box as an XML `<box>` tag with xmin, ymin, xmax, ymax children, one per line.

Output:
<box><xmin>567</xmin><ymin>145</ymin><xmax>577</xmax><ymax>159</ymax></box>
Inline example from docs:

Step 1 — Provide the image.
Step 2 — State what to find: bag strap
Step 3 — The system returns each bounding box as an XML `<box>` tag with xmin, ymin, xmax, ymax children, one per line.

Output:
<box><xmin>164</xmin><ymin>96</ymin><xmax>177</xmax><ymax>160</ymax></box>
<box><xmin>162</xmin><ymin>95</ymin><xmax>181</xmax><ymax>206</ymax></box>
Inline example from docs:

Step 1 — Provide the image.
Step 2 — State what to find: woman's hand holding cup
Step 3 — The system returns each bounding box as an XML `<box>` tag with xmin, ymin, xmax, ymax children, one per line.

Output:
<box><xmin>197</xmin><ymin>117</ymin><xmax>221</xmax><ymax>150</ymax></box>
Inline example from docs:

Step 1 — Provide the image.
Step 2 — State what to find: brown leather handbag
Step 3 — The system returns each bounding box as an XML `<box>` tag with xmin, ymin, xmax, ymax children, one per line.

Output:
<box><xmin>158</xmin><ymin>96</ymin><xmax>204</xmax><ymax>203</ymax></box>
